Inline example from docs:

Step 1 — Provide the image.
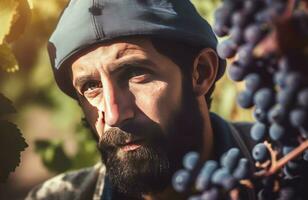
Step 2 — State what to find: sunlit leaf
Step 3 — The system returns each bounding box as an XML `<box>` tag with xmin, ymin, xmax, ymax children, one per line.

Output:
<box><xmin>0</xmin><ymin>93</ymin><xmax>16</xmax><ymax>116</ymax></box>
<box><xmin>0</xmin><ymin>120</ymin><xmax>28</xmax><ymax>182</ymax></box>
<box><xmin>27</xmin><ymin>0</ymin><xmax>33</xmax><ymax>9</ymax></box>
<box><xmin>5</xmin><ymin>0</ymin><xmax>31</xmax><ymax>43</ymax></box>
<box><xmin>0</xmin><ymin>0</ymin><xmax>18</xmax><ymax>44</ymax></box>
<box><xmin>0</xmin><ymin>43</ymin><xmax>19</xmax><ymax>72</ymax></box>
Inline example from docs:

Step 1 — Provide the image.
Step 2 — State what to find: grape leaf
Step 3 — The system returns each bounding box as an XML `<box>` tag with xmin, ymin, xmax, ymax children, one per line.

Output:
<box><xmin>0</xmin><ymin>93</ymin><xmax>16</xmax><ymax>116</ymax></box>
<box><xmin>0</xmin><ymin>43</ymin><xmax>19</xmax><ymax>72</ymax></box>
<box><xmin>5</xmin><ymin>0</ymin><xmax>31</xmax><ymax>43</ymax></box>
<box><xmin>35</xmin><ymin>140</ymin><xmax>72</xmax><ymax>173</ymax></box>
<box><xmin>0</xmin><ymin>120</ymin><xmax>28</xmax><ymax>182</ymax></box>
<box><xmin>0</xmin><ymin>0</ymin><xmax>18</xmax><ymax>44</ymax></box>
<box><xmin>27</xmin><ymin>0</ymin><xmax>33</xmax><ymax>9</ymax></box>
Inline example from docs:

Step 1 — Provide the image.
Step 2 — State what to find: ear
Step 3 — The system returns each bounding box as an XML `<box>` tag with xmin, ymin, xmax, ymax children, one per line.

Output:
<box><xmin>192</xmin><ymin>48</ymin><xmax>219</xmax><ymax>97</ymax></box>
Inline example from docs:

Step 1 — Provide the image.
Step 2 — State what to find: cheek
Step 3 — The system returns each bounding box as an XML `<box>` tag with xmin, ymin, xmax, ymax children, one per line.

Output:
<box><xmin>133</xmin><ymin>80</ymin><xmax>182</xmax><ymax>130</ymax></box>
<box><xmin>80</xmin><ymin>97</ymin><xmax>104</xmax><ymax>138</ymax></box>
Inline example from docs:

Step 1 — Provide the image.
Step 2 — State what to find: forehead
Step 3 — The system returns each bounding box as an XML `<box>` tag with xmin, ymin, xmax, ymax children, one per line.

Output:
<box><xmin>71</xmin><ymin>37</ymin><xmax>158</xmax><ymax>72</ymax></box>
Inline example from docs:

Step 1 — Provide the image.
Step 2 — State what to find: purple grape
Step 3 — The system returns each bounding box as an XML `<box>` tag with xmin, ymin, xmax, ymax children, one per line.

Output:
<box><xmin>244</xmin><ymin>24</ymin><xmax>266</xmax><ymax>44</ymax></box>
<box><xmin>221</xmin><ymin>148</ymin><xmax>240</xmax><ymax>172</ymax></box>
<box><xmin>274</xmin><ymin>71</ymin><xmax>287</xmax><ymax>88</ymax></box>
<box><xmin>211</xmin><ymin>168</ymin><xmax>231</xmax><ymax>185</ymax></box>
<box><xmin>250</xmin><ymin>122</ymin><xmax>267</xmax><ymax>142</ymax></box>
<box><xmin>217</xmin><ymin>39</ymin><xmax>237</xmax><ymax>59</ymax></box>
<box><xmin>214</xmin><ymin>5</ymin><xmax>232</xmax><ymax>26</ymax></box>
<box><xmin>290</xmin><ymin>109</ymin><xmax>308</xmax><ymax>128</ymax></box>
<box><xmin>254</xmin><ymin>88</ymin><xmax>275</xmax><ymax>110</ymax></box>
<box><xmin>238</xmin><ymin>44</ymin><xmax>254</xmax><ymax>67</ymax></box>
<box><xmin>233</xmin><ymin>158</ymin><xmax>250</xmax><ymax>180</ymax></box>
<box><xmin>268</xmin><ymin>105</ymin><xmax>288</xmax><ymax>124</ymax></box>
<box><xmin>277</xmin><ymin>88</ymin><xmax>295</xmax><ymax>106</ymax></box>
<box><xmin>253</xmin><ymin>108</ymin><xmax>268</xmax><ymax>123</ymax></box>
<box><xmin>252</xmin><ymin>143</ymin><xmax>269</xmax><ymax>162</ymax></box>
<box><xmin>230</xmin><ymin>26</ymin><xmax>243</xmax><ymax>44</ymax></box>
<box><xmin>232</xmin><ymin>10</ymin><xmax>251</xmax><ymax>28</ymax></box>
<box><xmin>183</xmin><ymin>151</ymin><xmax>199</xmax><ymax>171</ymax></box>
<box><xmin>245</xmin><ymin>73</ymin><xmax>262</xmax><ymax>92</ymax></box>
<box><xmin>172</xmin><ymin>169</ymin><xmax>190</xmax><ymax>192</ymax></box>
<box><xmin>237</xmin><ymin>90</ymin><xmax>254</xmax><ymax>108</ymax></box>
<box><xmin>244</xmin><ymin>0</ymin><xmax>264</xmax><ymax>14</ymax></box>
<box><xmin>298</xmin><ymin>88</ymin><xmax>308</xmax><ymax>108</ymax></box>
<box><xmin>285</xmin><ymin>72</ymin><xmax>303</xmax><ymax>91</ymax></box>
<box><xmin>195</xmin><ymin>160</ymin><xmax>218</xmax><ymax>191</ymax></box>
<box><xmin>269</xmin><ymin>123</ymin><xmax>286</xmax><ymax>141</ymax></box>
<box><xmin>213</xmin><ymin>23</ymin><xmax>228</xmax><ymax>37</ymax></box>
<box><xmin>255</xmin><ymin>5</ymin><xmax>285</xmax><ymax>22</ymax></box>
<box><xmin>228</xmin><ymin>62</ymin><xmax>247</xmax><ymax>81</ymax></box>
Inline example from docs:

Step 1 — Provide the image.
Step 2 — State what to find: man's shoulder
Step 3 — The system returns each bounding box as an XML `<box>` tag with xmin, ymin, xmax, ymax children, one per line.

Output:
<box><xmin>25</xmin><ymin>163</ymin><xmax>104</xmax><ymax>200</ymax></box>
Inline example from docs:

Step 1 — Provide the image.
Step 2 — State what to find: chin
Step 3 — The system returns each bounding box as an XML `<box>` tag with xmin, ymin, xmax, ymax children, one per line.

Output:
<box><xmin>102</xmin><ymin>144</ymin><xmax>171</xmax><ymax>197</ymax></box>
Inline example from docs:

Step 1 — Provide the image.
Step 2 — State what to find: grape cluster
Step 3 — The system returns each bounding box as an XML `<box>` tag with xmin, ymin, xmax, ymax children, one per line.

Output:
<box><xmin>214</xmin><ymin>0</ymin><xmax>308</xmax><ymax>169</ymax></box>
<box><xmin>172</xmin><ymin>0</ymin><xmax>307</xmax><ymax>199</ymax></box>
<box><xmin>212</xmin><ymin>0</ymin><xmax>308</xmax><ymax>199</ymax></box>
<box><xmin>172</xmin><ymin>148</ymin><xmax>252</xmax><ymax>200</ymax></box>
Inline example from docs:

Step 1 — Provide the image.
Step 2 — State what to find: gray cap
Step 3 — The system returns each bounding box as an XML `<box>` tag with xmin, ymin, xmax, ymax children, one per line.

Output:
<box><xmin>48</xmin><ymin>0</ymin><xmax>226</xmax><ymax>98</ymax></box>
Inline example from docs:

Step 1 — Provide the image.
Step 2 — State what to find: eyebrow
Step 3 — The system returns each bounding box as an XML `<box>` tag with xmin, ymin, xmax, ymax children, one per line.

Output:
<box><xmin>109</xmin><ymin>58</ymin><xmax>156</xmax><ymax>75</ymax></box>
<box><xmin>73</xmin><ymin>75</ymin><xmax>99</xmax><ymax>90</ymax></box>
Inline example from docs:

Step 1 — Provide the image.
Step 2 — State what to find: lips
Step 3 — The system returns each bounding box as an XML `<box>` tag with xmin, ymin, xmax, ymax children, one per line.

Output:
<box><xmin>118</xmin><ymin>139</ymin><xmax>144</xmax><ymax>152</ymax></box>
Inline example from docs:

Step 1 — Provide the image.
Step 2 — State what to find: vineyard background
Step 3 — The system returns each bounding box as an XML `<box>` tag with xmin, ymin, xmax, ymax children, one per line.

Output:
<box><xmin>0</xmin><ymin>0</ymin><xmax>253</xmax><ymax>199</ymax></box>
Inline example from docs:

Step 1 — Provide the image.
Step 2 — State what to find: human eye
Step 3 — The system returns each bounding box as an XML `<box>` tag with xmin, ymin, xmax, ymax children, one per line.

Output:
<box><xmin>124</xmin><ymin>67</ymin><xmax>153</xmax><ymax>83</ymax></box>
<box><xmin>81</xmin><ymin>80</ymin><xmax>102</xmax><ymax>96</ymax></box>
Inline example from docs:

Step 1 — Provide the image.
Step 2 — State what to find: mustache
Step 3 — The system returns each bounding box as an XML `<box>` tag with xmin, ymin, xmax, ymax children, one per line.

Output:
<box><xmin>98</xmin><ymin>122</ymin><xmax>164</xmax><ymax>150</ymax></box>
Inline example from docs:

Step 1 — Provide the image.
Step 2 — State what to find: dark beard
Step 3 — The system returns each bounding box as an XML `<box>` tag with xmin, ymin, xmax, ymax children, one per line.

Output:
<box><xmin>97</xmin><ymin>80</ymin><xmax>204</xmax><ymax>198</ymax></box>
<box><xmin>98</xmin><ymin>123</ymin><xmax>171</xmax><ymax>198</ymax></box>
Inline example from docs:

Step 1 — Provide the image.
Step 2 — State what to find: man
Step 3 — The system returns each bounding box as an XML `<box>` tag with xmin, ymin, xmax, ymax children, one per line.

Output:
<box><xmin>26</xmin><ymin>0</ymin><xmax>255</xmax><ymax>199</ymax></box>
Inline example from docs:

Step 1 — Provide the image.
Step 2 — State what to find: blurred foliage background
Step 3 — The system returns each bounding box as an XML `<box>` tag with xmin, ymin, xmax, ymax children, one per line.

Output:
<box><xmin>0</xmin><ymin>0</ymin><xmax>252</xmax><ymax>199</ymax></box>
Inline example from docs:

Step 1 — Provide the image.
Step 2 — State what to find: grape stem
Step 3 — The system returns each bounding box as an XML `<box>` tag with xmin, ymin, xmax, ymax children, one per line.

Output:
<box><xmin>267</xmin><ymin>140</ymin><xmax>308</xmax><ymax>176</ymax></box>
<box><xmin>256</xmin><ymin>140</ymin><xmax>308</xmax><ymax>176</ymax></box>
<box><xmin>240</xmin><ymin>180</ymin><xmax>254</xmax><ymax>189</ymax></box>
<box><xmin>230</xmin><ymin>189</ymin><xmax>239</xmax><ymax>200</ymax></box>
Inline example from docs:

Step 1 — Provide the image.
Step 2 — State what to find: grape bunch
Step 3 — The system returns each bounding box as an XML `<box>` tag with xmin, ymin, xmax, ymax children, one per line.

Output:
<box><xmin>172</xmin><ymin>149</ymin><xmax>252</xmax><ymax>200</ymax></box>
<box><xmin>210</xmin><ymin>0</ymin><xmax>308</xmax><ymax>199</ymax></box>
<box><xmin>172</xmin><ymin>0</ymin><xmax>308</xmax><ymax>199</ymax></box>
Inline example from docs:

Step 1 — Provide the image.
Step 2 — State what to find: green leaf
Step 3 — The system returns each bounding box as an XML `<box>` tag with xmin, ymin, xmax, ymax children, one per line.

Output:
<box><xmin>5</xmin><ymin>0</ymin><xmax>31</xmax><ymax>43</ymax></box>
<box><xmin>0</xmin><ymin>120</ymin><xmax>28</xmax><ymax>182</ymax></box>
<box><xmin>0</xmin><ymin>93</ymin><xmax>16</xmax><ymax>116</ymax></box>
<box><xmin>34</xmin><ymin>139</ymin><xmax>72</xmax><ymax>173</ymax></box>
<box><xmin>0</xmin><ymin>0</ymin><xmax>18</xmax><ymax>44</ymax></box>
<box><xmin>0</xmin><ymin>43</ymin><xmax>19</xmax><ymax>72</ymax></box>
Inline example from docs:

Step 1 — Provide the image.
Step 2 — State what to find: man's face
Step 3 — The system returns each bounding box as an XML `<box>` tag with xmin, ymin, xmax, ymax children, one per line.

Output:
<box><xmin>71</xmin><ymin>38</ymin><xmax>203</xmax><ymax>196</ymax></box>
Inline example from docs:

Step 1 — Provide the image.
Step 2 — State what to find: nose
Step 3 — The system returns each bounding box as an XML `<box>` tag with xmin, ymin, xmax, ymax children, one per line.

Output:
<box><xmin>102</xmin><ymin>80</ymin><xmax>134</xmax><ymax>127</ymax></box>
